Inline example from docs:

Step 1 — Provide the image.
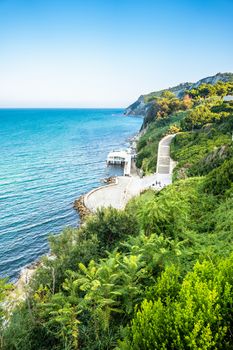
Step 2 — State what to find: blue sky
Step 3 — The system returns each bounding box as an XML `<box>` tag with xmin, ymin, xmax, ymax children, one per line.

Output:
<box><xmin>0</xmin><ymin>0</ymin><xmax>233</xmax><ymax>107</ymax></box>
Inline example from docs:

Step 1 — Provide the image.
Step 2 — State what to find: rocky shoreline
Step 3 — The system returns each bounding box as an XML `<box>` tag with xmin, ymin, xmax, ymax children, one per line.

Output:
<box><xmin>73</xmin><ymin>195</ymin><xmax>91</xmax><ymax>220</ymax></box>
<box><xmin>6</xmin><ymin>259</ymin><xmax>43</xmax><ymax>312</ymax></box>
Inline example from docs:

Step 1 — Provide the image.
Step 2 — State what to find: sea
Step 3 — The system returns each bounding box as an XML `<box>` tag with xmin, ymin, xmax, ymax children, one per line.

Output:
<box><xmin>0</xmin><ymin>109</ymin><xmax>142</xmax><ymax>280</ymax></box>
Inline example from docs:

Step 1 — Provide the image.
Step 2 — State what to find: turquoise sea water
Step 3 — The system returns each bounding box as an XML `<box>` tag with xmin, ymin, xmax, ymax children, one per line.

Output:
<box><xmin>0</xmin><ymin>109</ymin><xmax>142</xmax><ymax>280</ymax></box>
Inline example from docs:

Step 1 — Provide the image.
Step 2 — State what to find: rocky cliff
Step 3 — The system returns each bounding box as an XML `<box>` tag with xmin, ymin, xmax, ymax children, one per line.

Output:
<box><xmin>125</xmin><ymin>72</ymin><xmax>233</xmax><ymax>116</ymax></box>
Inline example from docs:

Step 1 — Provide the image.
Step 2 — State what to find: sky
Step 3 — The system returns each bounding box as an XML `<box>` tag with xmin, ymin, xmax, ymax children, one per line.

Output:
<box><xmin>0</xmin><ymin>0</ymin><xmax>233</xmax><ymax>108</ymax></box>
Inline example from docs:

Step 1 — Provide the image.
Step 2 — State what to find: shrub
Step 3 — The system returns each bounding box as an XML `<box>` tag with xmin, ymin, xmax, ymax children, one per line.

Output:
<box><xmin>202</xmin><ymin>158</ymin><xmax>233</xmax><ymax>195</ymax></box>
<box><xmin>120</xmin><ymin>255</ymin><xmax>233</xmax><ymax>350</ymax></box>
<box><xmin>83</xmin><ymin>207</ymin><xmax>139</xmax><ymax>250</ymax></box>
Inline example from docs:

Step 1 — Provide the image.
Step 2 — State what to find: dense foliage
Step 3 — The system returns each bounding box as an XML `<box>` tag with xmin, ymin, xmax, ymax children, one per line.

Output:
<box><xmin>1</xmin><ymin>80</ymin><xmax>233</xmax><ymax>349</ymax></box>
<box><xmin>120</xmin><ymin>255</ymin><xmax>233</xmax><ymax>350</ymax></box>
<box><xmin>187</xmin><ymin>81</ymin><xmax>233</xmax><ymax>99</ymax></box>
<box><xmin>143</xmin><ymin>91</ymin><xmax>192</xmax><ymax>128</ymax></box>
<box><xmin>171</xmin><ymin>101</ymin><xmax>233</xmax><ymax>179</ymax></box>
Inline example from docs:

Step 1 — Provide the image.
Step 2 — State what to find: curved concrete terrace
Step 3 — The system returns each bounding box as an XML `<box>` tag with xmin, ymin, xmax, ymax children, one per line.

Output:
<box><xmin>84</xmin><ymin>134</ymin><xmax>176</xmax><ymax>212</ymax></box>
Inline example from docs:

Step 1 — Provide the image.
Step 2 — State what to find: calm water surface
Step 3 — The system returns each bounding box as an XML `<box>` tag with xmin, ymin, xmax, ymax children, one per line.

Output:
<box><xmin>0</xmin><ymin>109</ymin><xmax>142</xmax><ymax>280</ymax></box>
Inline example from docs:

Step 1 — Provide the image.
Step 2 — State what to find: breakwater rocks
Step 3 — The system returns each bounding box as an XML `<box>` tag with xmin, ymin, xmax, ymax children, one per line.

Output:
<box><xmin>73</xmin><ymin>195</ymin><xmax>91</xmax><ymax>220</ymax></box>
<box><xmin>102</xmin><ymin>176</ymin><xmax>116</xmax><ymax>184</ymax></box>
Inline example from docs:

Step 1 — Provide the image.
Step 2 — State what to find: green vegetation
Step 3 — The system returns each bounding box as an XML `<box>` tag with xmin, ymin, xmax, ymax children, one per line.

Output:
<box><xmin>0</xmin><ymin>279</ymin><xmax>11</xmax><ymax>348</ymax></box>
<box><xmin>120</xmin><ymin>255</ymin><xmax>233</xmax><ymax>350</ymax></box>
<box><xmin>0</xmin><ymin>281</ymin><xmax>6</xmax><ymax>324</ymax></box>
<box><xmin>142</xmin><ymin>90</ymin><xmax>193</xmax><ymax>128</ymax></box>
<box><xmin>126</xmin><ymin>73</ymin><xmax>233</xmax><ymax>117</ymax></box>
<box><xmin>143</xmin><ymin>82</ymin><xmax>193</xmax><ymax>103</ymax></box>
<box><xmin>171</xmin><ymin>100</ymin><xmax>233</xmax><ymax>179</ymax></box>
<box><xmin>1</xmin><ymin>80</ymin><xmax>233</xmax><ymax>349</ymax></box>
<box><xmin>187</xmin><ymin>81</ymin><xmax>233</xmax><ymax>99</ymax></box>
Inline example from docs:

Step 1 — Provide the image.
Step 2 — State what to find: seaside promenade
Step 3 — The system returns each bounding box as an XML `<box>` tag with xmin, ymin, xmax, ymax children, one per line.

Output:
<box><xmin>84</xmin><ymin>134</ymin><xmax>176</xmax><ymax>212</ymax></box>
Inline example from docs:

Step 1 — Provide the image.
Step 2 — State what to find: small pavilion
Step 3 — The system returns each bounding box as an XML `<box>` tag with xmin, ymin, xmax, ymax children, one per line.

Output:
<box><xmin>107</xmin><ymin>150</ymin><xmax>132</xmax><ymax>176</ymax></box>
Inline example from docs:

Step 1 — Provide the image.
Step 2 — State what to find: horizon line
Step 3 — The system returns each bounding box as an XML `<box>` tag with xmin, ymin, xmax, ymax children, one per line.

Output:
<box><xmin>0</xmin><ymin>106</ymin><xmax>125</xmax><ymax>110</ymax></box>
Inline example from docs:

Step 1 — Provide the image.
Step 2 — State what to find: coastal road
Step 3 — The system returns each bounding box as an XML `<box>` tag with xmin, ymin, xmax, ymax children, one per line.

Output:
<box><xmin>84</xmin><ymin>134</ymin><xmax>176</xmax><ymax>212</ymax></box>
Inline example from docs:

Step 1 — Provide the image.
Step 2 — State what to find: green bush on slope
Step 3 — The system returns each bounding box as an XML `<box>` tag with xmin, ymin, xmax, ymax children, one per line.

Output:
<box><xmin>202</xmin><ymin>158</ymin><xmax>233</xmax><ymax>195</ymax></box>
<box><xmin>120</xmin><ymin>254</ymin><xmax>233</xmax><ymax>350</ymax></box>
<box><xmin>2</xmin><ymin>173</ymin><xmax>233</xmax><ymax>349</ymax></box>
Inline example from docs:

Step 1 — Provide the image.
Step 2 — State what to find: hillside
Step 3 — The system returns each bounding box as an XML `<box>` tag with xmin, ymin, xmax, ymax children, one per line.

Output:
<box><xmin>125</xmin><ymin>72</ymin><xmax>233</xmax><ymax>116</ymax></box>
<box><xmin>135</xmin><ymin>78</ymin><xmax>233</xmax><ymax>174</ymax></box>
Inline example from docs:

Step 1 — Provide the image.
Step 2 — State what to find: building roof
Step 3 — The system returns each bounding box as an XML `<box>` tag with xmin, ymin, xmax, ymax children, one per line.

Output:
<box><xmin>223</xmin><ymin>95</ymin><xmax>233</xmax><ymax>101</ymax></box>
<box><xmin>107</xmin><ymin>150</ymin><xmax>130</xmax><ymax>159</ymax></box>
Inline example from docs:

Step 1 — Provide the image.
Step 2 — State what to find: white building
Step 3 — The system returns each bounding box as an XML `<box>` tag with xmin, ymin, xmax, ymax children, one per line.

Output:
<box><xmin>107</xmin><ymin>150</ymin><xmax>132</xmax><ymax>176</ymax></box>
<box><xmin>223</xmin><ymin>95</ymin><xmax>233</xmax><ymax>102</ymax></box>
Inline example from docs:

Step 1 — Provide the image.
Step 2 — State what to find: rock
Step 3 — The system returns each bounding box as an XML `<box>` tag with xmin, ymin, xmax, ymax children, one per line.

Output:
<box><xmin>103</xmin><ymin>176</ymin><xmax>116</xmax><ymax>184</ymax></box>
<box><xmin>73</xmin><ymin>196</ymin><xmax>91</xmax><ymax>221</ymax></box>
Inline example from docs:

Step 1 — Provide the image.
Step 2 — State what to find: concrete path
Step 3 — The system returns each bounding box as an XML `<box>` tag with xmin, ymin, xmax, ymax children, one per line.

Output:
<box><xmin>84</xmin><ymin>134</ymin><xmax>176</xmax><ymax>212</ymax></box>
<box><xmin>84</xmin><ymin>177</ymin><xmax>140</xmax><ymax>211</ymax></box>
<box><xmin>156</xmin><ymin>134</ymin><xmax>176</xmax><ymax>187</ymax></box>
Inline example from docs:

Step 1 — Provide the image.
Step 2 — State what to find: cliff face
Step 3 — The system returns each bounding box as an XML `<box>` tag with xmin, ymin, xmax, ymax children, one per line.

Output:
<box><xmin>125</xmin><ymin>72</ymin><xmax>233</xmax><ymax>116</ymax></box>
<box><xmin>124</xmin><ymin>95</ymin><xmax>152</xmax><ymax>116</ymax></box>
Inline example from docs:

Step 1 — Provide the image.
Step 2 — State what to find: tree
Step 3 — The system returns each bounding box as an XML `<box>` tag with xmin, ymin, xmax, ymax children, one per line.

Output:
<box><xmin>161</xmin><ymin>91</ymin><xmax>176</xmax><ymax>99</ymax></box>
<box><xmin>182</xmin><ymin>94</ymin><xmax>193</xmax><ymax>109</ymax></box>
<box><xmin>83</xmin><ymin>207</ymin><xmax>139</xmax><ymax>250</ymax></box>
<box><xmin>215</xmin><ymin>81</ymin><xmax>228</xmax><ymax>97</ymax></box>
<box><xmin>198</xmin><ymin>84</ymin><xmax>215</xmax><ymax>98</ymax></box>
<box><xmin>181</xmin><ymin>105</ymin><xmax>217</xmax><ymax>130</ymax></box>
<box><xmin>167</xmin><ymin>124</ymin><xmax>181</xmax><ymax>134</ymax></box>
